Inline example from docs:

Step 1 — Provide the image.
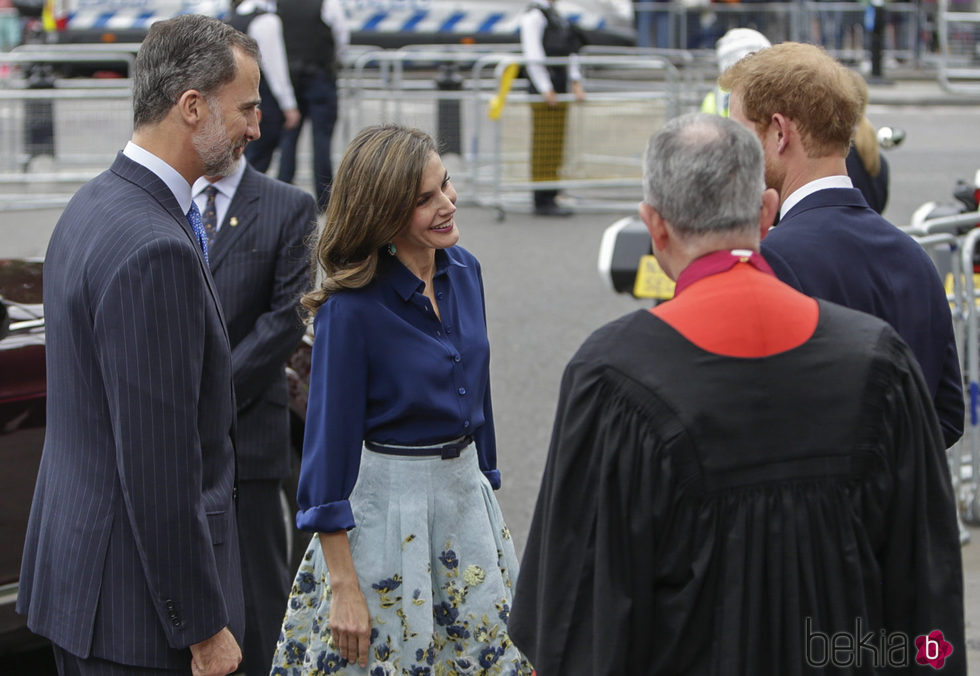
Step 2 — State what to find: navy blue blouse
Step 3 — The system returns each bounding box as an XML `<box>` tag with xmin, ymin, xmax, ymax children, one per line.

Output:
<box><xmin>295</xmin><ymin>245</ymin><xmax>499</xmax><ymax>533</ymax></box>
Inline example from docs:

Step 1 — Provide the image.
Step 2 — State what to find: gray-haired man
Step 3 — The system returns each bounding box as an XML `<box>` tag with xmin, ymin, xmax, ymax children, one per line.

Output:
<box><xmin>510</xmin><ymin>113</ymin><xmax>965</xmax><ymax>676</ymax></box>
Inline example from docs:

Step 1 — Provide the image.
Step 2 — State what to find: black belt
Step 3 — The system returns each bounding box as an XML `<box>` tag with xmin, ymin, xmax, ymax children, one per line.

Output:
<box><xmin>365</xmin><ymin>435</ymin><xmax>473</xmax><ymax>460</ymax></box>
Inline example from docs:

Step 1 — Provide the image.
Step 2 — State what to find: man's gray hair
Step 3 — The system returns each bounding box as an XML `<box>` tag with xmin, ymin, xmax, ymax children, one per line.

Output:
<box><xmin>133</xmin><ymin>14</ymin><xmax>259</xmax><ymax>129</ymax></box>
<box><xmin>642</xmin><ymin>113</ymin><xmax>765</xmax><ymax>237</ymax></box>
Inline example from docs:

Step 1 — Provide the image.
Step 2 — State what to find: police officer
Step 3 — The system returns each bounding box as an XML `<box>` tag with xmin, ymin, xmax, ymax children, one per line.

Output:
<box><xmin>520</xmin><ymin>0</ymin><xmax>586</xmax><ymax>217</ymax></box>
<box><xmin>230</xmin><ymin>0</ymin><xmax>301</xmax><ymax>172</ymax></box>
<box><xmin>276</xmin><ymin>0</ymin><xmax>349</xmax><ymax>212</ymax></box>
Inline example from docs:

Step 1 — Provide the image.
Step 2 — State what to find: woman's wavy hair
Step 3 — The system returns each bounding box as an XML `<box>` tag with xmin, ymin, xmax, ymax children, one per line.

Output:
<box><xmin>301</xmin><ymin>124</ymin><xmax>437</xmax><ymax>317</ymax></box>
<box><xmin>845</xmin><ymin>68</ymin><xmax>881</xmax><ymax>177</ymax></box>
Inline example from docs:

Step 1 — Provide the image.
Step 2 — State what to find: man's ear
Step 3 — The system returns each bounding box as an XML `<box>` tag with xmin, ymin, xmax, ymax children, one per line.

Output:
<box><xmin>639</xmin><ymin>202</ymin><xmax>669</xmax><ymax>253</ymax></box>
<box><xmin>759</xmin><ymin>188</ymin><xmax>779</xmax><ymax>241</ymax></box>
<box><xmin>770</xmin><ymin>113</ymin><xmax>792</xmax><ymax>154</ymax></box>
<box><xmin>177</xmin><ymin>89</ymin><xmax>206</xmax><ymax>126</ymax></box>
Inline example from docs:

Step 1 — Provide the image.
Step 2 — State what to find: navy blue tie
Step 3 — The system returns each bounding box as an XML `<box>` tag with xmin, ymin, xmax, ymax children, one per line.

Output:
<box><xmin>186</xmin><ymin>201</ymin><xmax>210</xmax><ymax>266</ymax></box>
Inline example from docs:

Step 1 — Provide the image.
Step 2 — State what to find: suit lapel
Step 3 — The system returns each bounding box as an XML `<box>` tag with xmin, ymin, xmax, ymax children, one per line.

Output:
<box><xmin>210</xmin><ymin>164</ymin><xmax>262</xmax><ymax>273</ymax></box>
<box><xmin>109</xmin><ymin>152</ymin><xmax>231</xmax><ymax>335</ymax></box>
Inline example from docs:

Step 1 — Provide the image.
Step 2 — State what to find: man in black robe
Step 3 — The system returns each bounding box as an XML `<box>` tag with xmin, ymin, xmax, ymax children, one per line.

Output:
<box><xmin>508</xmin><ymin>113</ymin><xmax>965</xmax><ymax>675</ymax></box>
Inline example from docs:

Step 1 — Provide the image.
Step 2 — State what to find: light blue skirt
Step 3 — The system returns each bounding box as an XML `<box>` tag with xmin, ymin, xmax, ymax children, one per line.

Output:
<box><xmin>270</xmin><ymin>443</ymin><xmax>533</xmax><ymax>676</ymax></box>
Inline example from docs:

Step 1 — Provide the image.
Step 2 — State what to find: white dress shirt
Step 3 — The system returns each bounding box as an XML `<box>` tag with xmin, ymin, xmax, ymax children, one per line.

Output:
<box><xmin>321</xmin><ymin>0</ymin><xmax>350</xmax><ymax>53</ymax></box>
<box><xmin>779</xmin><ymin>175</ymin><xmax>854</xmax><ymax>220</ymax></box>
<box><xmin>236</xmin><ymin>0</ymin><xmax>297</xmax><ymax>111</ymax></box>
<box><xmin>520</xmin><ymin>0</ymin><xmax>582</xmax><ymax>96</ymax></box>
<box><xmin>123</xmin><ymin>141</ymin><xmax>193</xmax><ymax>215</ymax></box>
<box><xmin>192</xmin><ymin>159</ymin><xmax>247</xmax><ymax>235</ymax></box>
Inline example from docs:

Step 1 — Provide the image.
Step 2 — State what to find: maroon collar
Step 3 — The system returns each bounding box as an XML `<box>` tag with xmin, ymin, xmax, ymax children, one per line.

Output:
<box><xmin>673</xmin><ymin>249</ymin><xmax>775</xmax><ymax>296</ymax></box>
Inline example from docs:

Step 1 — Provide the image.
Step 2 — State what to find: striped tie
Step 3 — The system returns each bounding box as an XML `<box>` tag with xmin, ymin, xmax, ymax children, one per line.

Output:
<box><xmin>186</xmin><ymin>201</ymin><xmax>210</xmax><ymax>266</ymax></box>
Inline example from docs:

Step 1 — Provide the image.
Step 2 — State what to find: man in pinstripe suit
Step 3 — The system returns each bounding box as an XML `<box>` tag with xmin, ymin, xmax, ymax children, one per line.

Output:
<box><xmin>17</xmin><ymin>15</ymin><xmax>259</xmax><ymax>675</ymax></box>
<box><xmin>192</xmin><ymin>159</ymin><xmax>316</xmax><ymax>674</ymax></box>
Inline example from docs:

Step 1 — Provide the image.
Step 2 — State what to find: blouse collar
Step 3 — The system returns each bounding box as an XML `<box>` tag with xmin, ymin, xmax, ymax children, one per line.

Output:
<box><xmin>385</xmin><ymin>247</ymin><xmax>468</xmax><ymax>302</ymax></box>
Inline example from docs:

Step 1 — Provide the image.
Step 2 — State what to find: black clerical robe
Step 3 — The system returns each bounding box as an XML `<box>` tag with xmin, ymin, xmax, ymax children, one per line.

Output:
<box><xmin>509</xmin><ymin>267</ymin><xmax>964</xmax><ymax>675</ymax></box>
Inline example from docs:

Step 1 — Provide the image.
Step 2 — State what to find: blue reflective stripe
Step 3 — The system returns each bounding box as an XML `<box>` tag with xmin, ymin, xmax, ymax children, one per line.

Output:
<box><xmin>362</xmin><ymin>12</ymin><xmax>387</xmax><ymax>30</ymax></box>
<box><xmin>402</xmin><ymin>10</ymin><xmax>427</xmax><ymax>31</ymax></box>
<box><xmin>66</xmin><ymin>7</ymin><xmax>605</xmax><ymax>35</ymax></box>
<box><xmin>438</xmin><ymin>12</ymin><xmax>465</xmax><ymax>32</ymax></box>
<box><xmin>476</xmin><ymin>12</ymin><xmax>504</xmax><ymax>33</ymax></box>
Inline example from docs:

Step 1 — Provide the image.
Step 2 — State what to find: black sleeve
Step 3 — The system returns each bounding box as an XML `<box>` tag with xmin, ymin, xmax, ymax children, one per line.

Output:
<box><xmin>878</xmin><ymin>333</ymin><xmax>966</xmax><ymax>674</ymax></box>
<box><xmin>509</xmin><ymin>352</ymin><xmax>676</xmax><ymax>675</ymax></box>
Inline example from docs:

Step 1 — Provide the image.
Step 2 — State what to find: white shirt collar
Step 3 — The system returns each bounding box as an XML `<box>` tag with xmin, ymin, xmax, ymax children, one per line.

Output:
<box><xmin>780</xmin><ymin>175</ymin><xmax>853</xmax><ymax>220</ymax></box>
<box><xmin>123</xmin><ymin>141</ymin><xmax>193</xmax><ymax>214</ymax></box>
<box><xmin>192</xmin><ymin>159</ymin><xmax>246</xmax><ymax>200</ymax></box>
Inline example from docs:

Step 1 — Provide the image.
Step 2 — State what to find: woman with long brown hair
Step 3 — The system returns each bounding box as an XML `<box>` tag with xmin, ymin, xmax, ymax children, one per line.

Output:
<box><xmin>271</xmin><ymin>124</ymin><xmax>532</xmax><ymax>676</ymax></box>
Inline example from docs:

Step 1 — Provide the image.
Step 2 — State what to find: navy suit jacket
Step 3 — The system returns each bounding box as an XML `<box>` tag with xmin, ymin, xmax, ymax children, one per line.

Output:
<box><xmin>762</xmin><ymin>188</ymin><xmax>964</xmax><ymax>448</ymax></box>
<box><xmin>17</xmin><ymin>153</ymin><xmax>245</xmax><ymax>668</ymax></box>
<box><xmin>208</xmin><ymin>163</ymin><xmax>316</xmax><ymax>481</ymax></box>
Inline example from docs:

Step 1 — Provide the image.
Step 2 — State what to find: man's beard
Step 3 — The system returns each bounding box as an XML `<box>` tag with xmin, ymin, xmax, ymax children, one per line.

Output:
<box><xmin>764</xmin><ymin>152</ymin><xmax>785</xmax><ymax>194</ymax></box>
<box><xmin>193</xmin><ymin>101</ymin><xmax>240</xmax><ymax>178</ymax></box>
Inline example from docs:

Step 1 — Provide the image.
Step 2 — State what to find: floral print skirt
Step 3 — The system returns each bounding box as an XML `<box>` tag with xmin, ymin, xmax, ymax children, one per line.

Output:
<box><xmin>270</xmin><ymin>443</ymin><xmax>534</xmax><ymax>676</ymax></box>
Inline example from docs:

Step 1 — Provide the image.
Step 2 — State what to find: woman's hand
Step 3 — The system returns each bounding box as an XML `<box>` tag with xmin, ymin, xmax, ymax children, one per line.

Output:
<box><xmin>572</xmin><ymin>80</ymin><xmax>586</xmax><ymax>102</ymax></box>
<box><xmin>319</xmin><ymin>531</ymin><xmax>372</xmax><ymax>668</ymax></box>
<box><xmin>329</xmin><ymin>581</ymin><xmax>372</xmax><ymax>667</ymax></box>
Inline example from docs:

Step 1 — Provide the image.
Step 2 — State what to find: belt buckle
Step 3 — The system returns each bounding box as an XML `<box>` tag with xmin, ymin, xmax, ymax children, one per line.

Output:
<box><xmin>441</xmin><ymin>444</ymin><xmax>462</xmax><ymax>460</ymax></box>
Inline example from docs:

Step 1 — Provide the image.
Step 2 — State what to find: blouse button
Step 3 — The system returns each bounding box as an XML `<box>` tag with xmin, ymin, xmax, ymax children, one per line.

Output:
<box><xmin>453</xmin><ymin>354</ymin><xmax>461</xmax><ymax>362</ymax></box>
<box><xmin>437</xmin><ymin>292</ymin><xmax>444</xmax><ymax>300</ymax></box>
<box><xmin>458</xmin><ymin>387</ymin><xmax>466</xmax><ymax>396</ymax></box>
<box><xmin>463</xmin><ymin>420</ymin><xmax>470</xmax><ymax>428</ymax></box>
<box><xmin>445</xmin><ymin>327</ymin><xmax>453</xmax><ymax>334</ymax></box>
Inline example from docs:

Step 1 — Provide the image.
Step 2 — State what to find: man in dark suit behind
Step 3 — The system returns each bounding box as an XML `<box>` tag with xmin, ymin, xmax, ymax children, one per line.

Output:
<box><xmin>721</xmin><ymin>42</ymin><xmax>965</xmax><ymax>452</ymax></box>
<box><xmin>192</xmin><ymin>159</ymin><xmax>316</xmax><ymax>674</ymax></box>
<box><xmin>17</xmin><ymin>15</ymin><xmax>260</xmax><ymax>675</ymax></box>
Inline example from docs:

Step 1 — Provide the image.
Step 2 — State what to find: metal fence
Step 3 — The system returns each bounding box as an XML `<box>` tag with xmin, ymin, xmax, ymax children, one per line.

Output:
<box><xmin>469</xmin><ymin>53</ymin><xmax>681</xmax><ymax>215</ymax></box>
<box><xmin>336</xmin><ymin>46</ymin><xmax>688</xmax><ymax>215</ymax></box>
<box><xmin>904</xmin><ymin>211</ymin><xmax>980</xmax><ymax>526</ymax></box>
<box><xmin>632</xmin><ymin>0</ymin><xmax>928</xmax><ymax>65</ymax></box>
<box><xmin>0</xmin><ymin>87</ymin><xmax>131</xmax><ymax>188</ymax></box>
<box><xmin>937</xmin><ymin>0</ymin><xmax>980</xmax><ymax>92</ymax></box>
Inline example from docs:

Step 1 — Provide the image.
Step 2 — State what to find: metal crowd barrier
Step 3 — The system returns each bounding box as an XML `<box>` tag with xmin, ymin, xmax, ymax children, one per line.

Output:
<box><xmin>338</xmin><ymin>47</ymin><xmax>691</xmax><ymax>215</ymax></box>
<box><xmin>0</xmin><ymin>87</ymin><xmax>132</xmax><ymax>185</ymax></box>
<box><xmin>937</xmin><ymin>0</ymin><xmax>980</xmax><ymax>93</ymax></box>
<box><xmin>0</xmin><ymin>45</ymin><xmax>694</xmax><ymax>215</ymax></box>
<box><xmin>631</xmin><ymin>0</ymin><xmax>923</xmax><ymax>65</ymax></box>
<box><xmin>470</xmin><ymin>53</ymin><xmax>681</xmax><ymax>216</ymax></box>
<box><xmin>906</xmin><ymin>210</ymin><xmax>980</xmax><ymax>525</ymax></box>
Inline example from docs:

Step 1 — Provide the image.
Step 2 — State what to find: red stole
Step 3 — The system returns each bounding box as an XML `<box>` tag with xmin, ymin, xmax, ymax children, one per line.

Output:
<box><xmin>651</xmin><ymin>249</ymin><xmax>819</xmax><ymax>358</ymax></box>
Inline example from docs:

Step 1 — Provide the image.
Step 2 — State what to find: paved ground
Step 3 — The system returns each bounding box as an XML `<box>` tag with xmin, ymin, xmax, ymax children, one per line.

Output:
<box><xmin>1</xmin><ymin>74</ymin><xmax>979</xmax><ymax>673</ymax></box>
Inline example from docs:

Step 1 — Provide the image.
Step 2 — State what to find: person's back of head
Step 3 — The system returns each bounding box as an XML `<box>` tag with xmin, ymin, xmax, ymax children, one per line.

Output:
<box><xmin>133</xmin><ymin>14</ymin><xmax>259</xmax><ymax>130</ymax></box>
<box><xmin>643</xmin><ymin>113</ymin><xmax>765</xmax><ymax>241</ymax></box>
<box><xmin>718</xmin><ymin>42</ymin><xmax>861</xmax><ymax>159</ymax></box>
